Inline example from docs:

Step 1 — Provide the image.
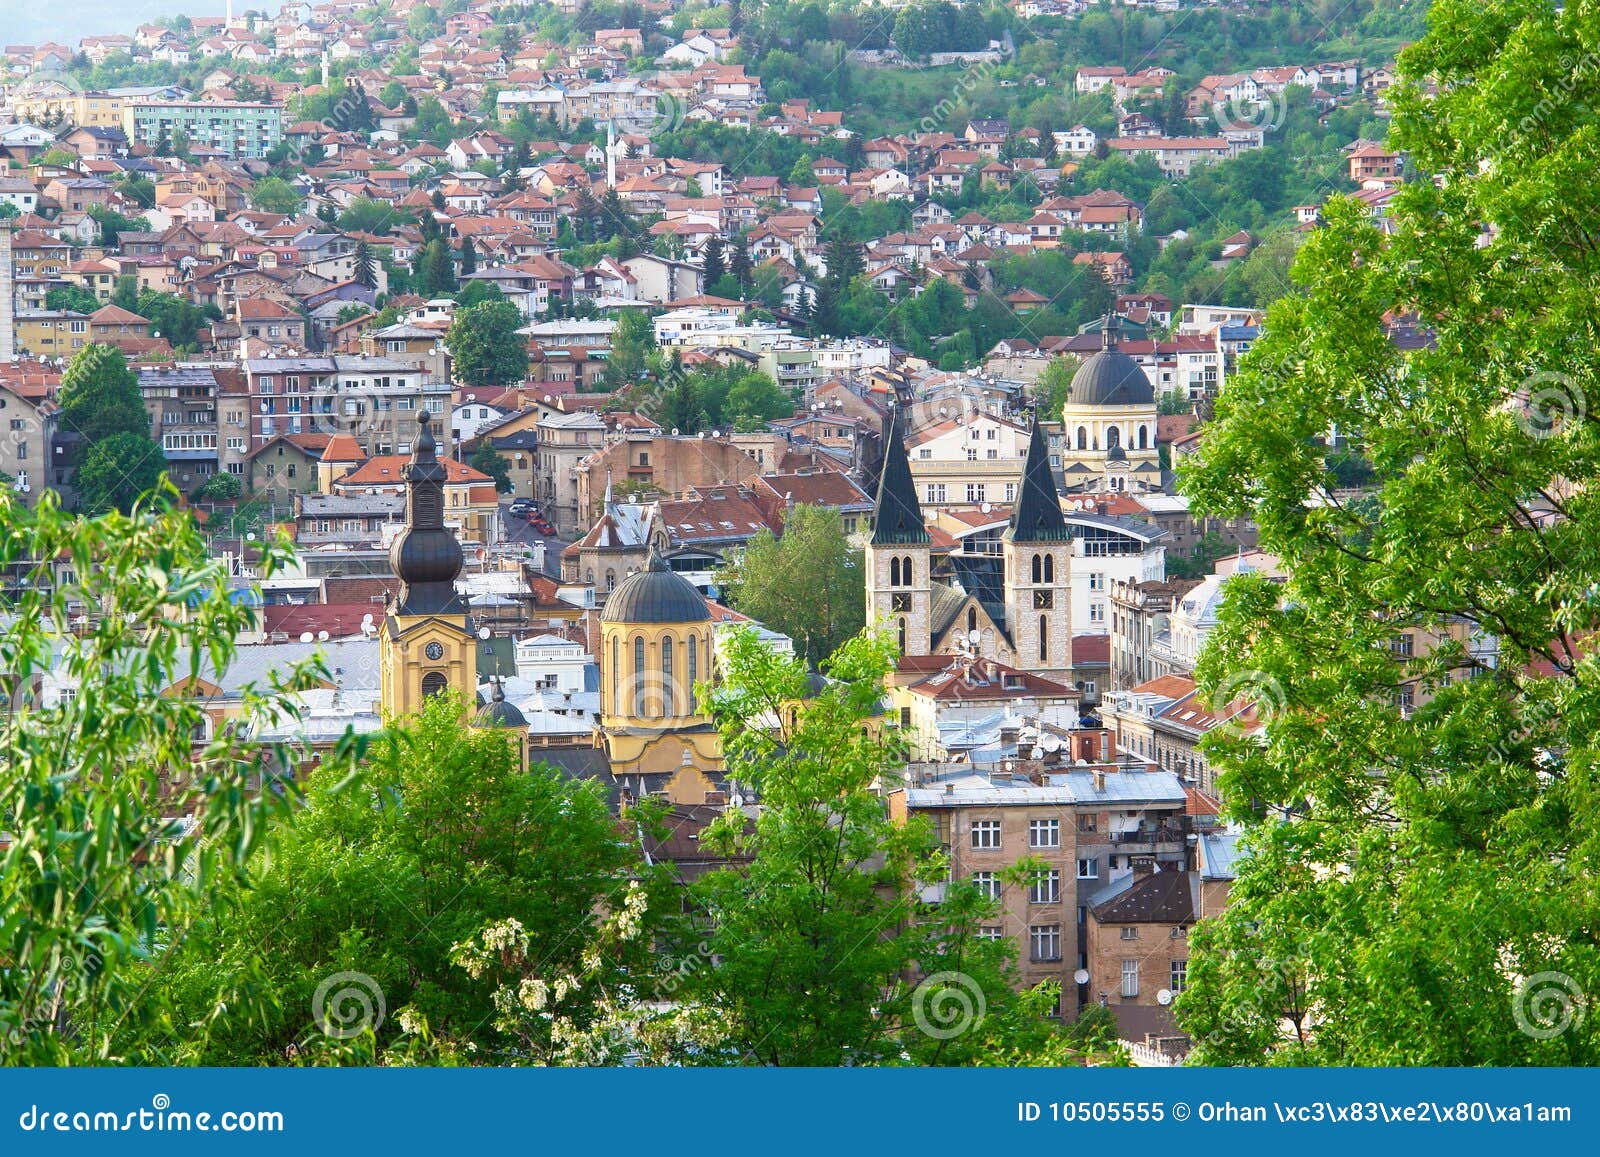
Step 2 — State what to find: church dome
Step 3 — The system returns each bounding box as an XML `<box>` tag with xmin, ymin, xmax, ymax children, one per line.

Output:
<box><xmin>1068</xmin><ymin>322</ymin><xmax>1154</xmax><ymax>408</ymax></box>
<box><xmin>601</xmin><ymin>551</ymin><xmax>711</xmax><ymax>625</ymax></box>
<box><xmin>476</xmin><ymin>680</ymin><xmax>528</xmax><ymax>729</ymax></box>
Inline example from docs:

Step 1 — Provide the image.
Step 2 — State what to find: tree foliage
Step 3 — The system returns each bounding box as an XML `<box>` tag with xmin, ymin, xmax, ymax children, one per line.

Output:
<box><xmin>446</xmin><ymin>300</ymin><xmax>528</xmax><ymax>387</ymax></box>
<box><xmin>58</xmin><ymin>344</ymin><xmax>149</xmax><ymax>445</ymax></box>
<box><xmin>1176</xmin><ymin>0</ymin><xmax>1600</xmax><ymax>1065</ymax></box>
<box><xmin>716</xmin><ymin>504</ymin><xmax>865</xmax><ymax>666</ymax></box>
<box><xmin>1</xmin><ymin>492</ymin><xmax>334</xmax><ymax>1062</ymax></box>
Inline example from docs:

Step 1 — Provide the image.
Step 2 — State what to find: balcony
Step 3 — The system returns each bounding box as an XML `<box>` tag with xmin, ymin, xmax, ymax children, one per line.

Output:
<box><xmin>1106</xmin><ymin>823</ymin><xmax>1186</xmax><ymax>849</ymax></box>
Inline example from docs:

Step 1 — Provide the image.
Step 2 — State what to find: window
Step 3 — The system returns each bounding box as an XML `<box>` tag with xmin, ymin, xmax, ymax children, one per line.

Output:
<box><xmin>1121</xmin><ymin>959</ymin><xmax>1139</xmax><ymax>998</ymax></box>
<box><xmin>687</xmin><ymin>635</ymin><xmax>698</xmax><ymax>712</ymax></box>
<box><xmin>1028</xmin><ymin>818</ymin><xmax>1060</xmax><ymax>848</ymax></box>
<box><xmin>661</xmin><ymin>637</ymin><xmax>674</xmax><ymax>715</ymax></box>
<box><xmin>977</xmin><ymin>926</ymin><xmax>1004</xmax><ymax>941</ymax></box>
<box><xmin>1004</xmin><ymin>482</ymin><xmax>1015</xmax><ymax>502</ymax></box>
<box><xmin>421</xmin><ymin>672</ymin><xmax>448</xmax><ymax>699</ymax></box>
<box><xmin>1029</xmin><ymin>869</ymin><xmax>1060</xmax><ymax>904</ymax></box>
<box><xmin>1088</xmin><ymin>571</ymin><xmax>1106</xmax><ymax>592</ymax></box>
<box><xmin>971</xmin><ymin>871</ymin><xmax>1001</xmax><ymax>900</ymax></box>
<box><xmin>1120</xmin><ymin>926</ymin><xmax>1139</xmax><ymax>941</ymax></box>
<box><xmin>1077</xmin><ymin>813</ymin><xmax>1097</xmax><ymax>833</ymax></box>
<box><xmin>1169</xmin><ymin>960</ymin><xmax>1187</xmax><ymax>993</ymax></box>
<box><xmin>926</xmin><ymin>483</ymin><xmax>946</xmax><ymax>503</ymax></box>
<box><xmin>1029</xmin><ymin>924</ymin><xmax>1062</xmax><ymax>962</ymax></box>
<box><xmin>611</xmin><ymin>637</ymin><xmax>620</xmax><ymax>715</ymax></box>
<box><xmin>633</xmin><ymin>636</ymin><xmax>647</xmax><ymax>716</ymax></box>
<box><xmin>1077</xmin><ymin>857</ymin><xmax>1098</xmax><ymax>879</ymax></box>
<box><xmin>1089</xmin><ymin>602</ymin><xmax>1106</xmax><ymax>624</ymax></box>
<box><xmin>971</xmin><ymin>820</ymin><xmax>1001</xmax><ymax>850</ymax></box>
<box><xmin>965</xmin><ymin>447</ymin><xmax>978</xmax><ymax>461</ymax></box>
<box><xmin>1039</xmin><ymin>616</ymin><xmax>1048</xmax><ymax>662</ymax></box>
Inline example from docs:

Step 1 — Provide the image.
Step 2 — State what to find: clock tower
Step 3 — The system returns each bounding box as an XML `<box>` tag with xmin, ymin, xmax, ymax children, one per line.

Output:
<box><xmin>379</xmin><ymin>411</ymin><xmax>478</xmax><ymax>719</ymax></box>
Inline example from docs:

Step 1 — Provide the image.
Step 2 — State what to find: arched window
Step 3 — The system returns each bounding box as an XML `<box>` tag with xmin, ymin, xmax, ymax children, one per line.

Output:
<box><xmin>967</xmin><ymin>607</ymin><xmax>977</xmax><ymax>634</ymax></box>
<box><xmin>1039</xmin><ymin>616</ymin><xmax>1048</xmax><ymax>662</ymax></box>
<box><xmin>890</xmin><ymin>556</ymin><xmax>901</xmax><ymax>586</ymax></box>
<box><xmin>1031</xmin><ymin>553</ymin><xmax>1042</xmax><ymax>583</ymax></box>
<box><xmin>605</xmin><ymin>568</ymin><xmax>616</xmax><ymax>592</ymax></box>
<box><xmin>633</xmin><ymin>636</ymin><xmax>647</xmax><ymax>717</ymax></box>
<box><xmin>1137</xmin><ymin>425</ymin><xmax>1149</xmax><ymax>449</ymax></box>
<box><xmin>661</xmin><ymin>636</ymin><xmax>674</xmax><ymax>716</ymax></box>
<box><xmin>897</xmin><ymin>617</ymin><xmax>907</xmax><ymax>654</ymax></box>
<box><xmin>1043</xmin><ymin>555</ymin><xmax>1054</xmax><ymax>584</ymax></box>
<box><xmin>902</xmin><ymin>556</ymin><xmax>914</xmax><ymax>585</ymax></box>
<box><xmin>421</xmin><ymin>672</ymin><xmax>448</xmax><ymax>699</ymax></box>
<box><xmin>687</xmin><ymin>634</ymin><xmax>698</xmax><ymax>713</ymax></box>
<box><xmin>1106</xmin><ymin>425</ymin><xmax>1121</xmax><ymax>450</ymax></box>
<box><xmin>611</xmin><ymin>636</ymin><xmax>620</xmax><ymax>715</ymax></box>
<box><xmin>1077</xmin><ymin>426</ymin><xmax>1088</xmax><ymax>450</ymax></box>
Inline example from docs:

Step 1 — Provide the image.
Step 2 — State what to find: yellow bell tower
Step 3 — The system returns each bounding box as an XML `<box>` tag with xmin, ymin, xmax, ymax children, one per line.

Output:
<box><xmin>379</xmin><ymin>411</ymin><xmax>478</xmax><ymax>720</ymax></box>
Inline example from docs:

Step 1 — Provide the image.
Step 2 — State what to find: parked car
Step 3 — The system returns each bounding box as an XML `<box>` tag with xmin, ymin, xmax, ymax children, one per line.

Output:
<box><xmin>508</xmin><ymin>498</ymin><xmax>534</xmax><ymax>514</ymax></box>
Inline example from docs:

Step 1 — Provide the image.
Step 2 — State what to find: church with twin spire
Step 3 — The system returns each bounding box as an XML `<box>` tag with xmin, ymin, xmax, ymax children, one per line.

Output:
<box><xmin>866</xmin><ymin>412</ymin><xmax>1076</xmax><ymax>685</ymax></box>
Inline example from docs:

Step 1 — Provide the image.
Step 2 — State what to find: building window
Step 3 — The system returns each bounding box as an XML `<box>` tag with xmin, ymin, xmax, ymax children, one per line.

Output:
<box><xmin>1039</xmin><ymin>616</ymin><xmax>1048</xmax><ymax>662</ymax></box>
<box><xmin>926</xmin><ymin>483</ymin><xmax>946</xmax><ymax>503</ymax></box>
<box><xmin>1029</xmin><ymin>869</ymin><xmax>1060</xmax><ymax>904</ymax></box>
<box><xmin>977</xmin><ymin>926</ymin><xmax>1004</xmax><ymax>941</ymax></box>
<box><xmin>1120</xmin><ymin>926</ymin><xmax>1140</xmax><ymax>941</ymax></box>
<box><xmin>971</xmin><ymin>820</ymin><xmax>1001</xmax><ymax>850</ymax></box>
<box><xmin>421</xmin><ymin>671</ymin><xmax>448</xmax><ymax>699</ymax></box>
<box><xmin>611</xmin><ymin>636</ymin><xmax>620</xmax><ymax>715</ymax></box>
<box><xmin>1078</xmin><ymin>813</ymin><xmax>1097</xmax><ymax>833</ymax></box>
<box><xmin>1170</xmin><ymin>960</ymin><xmax>1187</xmax><ymax>993</ymax></box>
<box><xmin>1121</xmin><ymin>959</ymin><xmax>1139</xmax><ymax>998</ymax></box>
<box><xmin>633</xmin><ymin>636</ymin><xmax>647</xmax><ymax>716</ymax></box>
<box><xmin>661</xmin><ymin>637</ymin><xmax>674</xmax><ymax>716</ymax></box>
<box><xmin>1077</xmin><ymin>857</ymin><xmax>1098</xmax><ymax>879</ymax></box>
<box><xmin>897</xmin><ymin>617</ymin><xmax>906</xmax><ymax>653</ymax></box>
<box><xmin>1028</xmin><ymin>818</ymin><xmax>1060</xmax><ymax>848</ymax></box>
<box><xmin>1088</xmin><ymin>571</ymin><xmax>1105</xmax><ymax>592</ymax></box>
<box><xmin>971</xmin><ymin>870</ymin><xmax>1001</xmax><ymax>900</ymax></box>
<box><xmin>1030</xmin><ymin>924</ymin><xmax>1062</xmax><ymax>962</ymax></box>
<box><xmin>687</xmin><ymin>634</ymin><xmax>698</xmax><ymax>712</ymax></box>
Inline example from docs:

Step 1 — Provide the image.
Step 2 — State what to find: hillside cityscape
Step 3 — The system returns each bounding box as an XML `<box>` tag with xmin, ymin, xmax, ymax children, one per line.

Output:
<box><xmin>1</xmin><ymin>0</ymin><xmax>1596</xmax><ymax>1068</ymax></box>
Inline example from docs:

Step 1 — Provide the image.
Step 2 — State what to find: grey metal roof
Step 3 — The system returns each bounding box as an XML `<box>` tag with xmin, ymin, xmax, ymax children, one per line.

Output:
<box><xmin>600</xmin><ymin>551</ymin><xmax>711</xmax><ymax>625</ymax></box>
<box><xmin>1044</xmin><ymin>769</ymin><xmax>1187</xmax><ymax>805</ymax></box>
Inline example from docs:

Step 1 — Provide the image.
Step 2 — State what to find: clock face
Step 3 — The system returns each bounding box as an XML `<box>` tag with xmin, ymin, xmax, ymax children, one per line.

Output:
<box><xmin>424</xmin><ymin>642</ymin><xmax>445</xmax><ymax>661</ymax></box>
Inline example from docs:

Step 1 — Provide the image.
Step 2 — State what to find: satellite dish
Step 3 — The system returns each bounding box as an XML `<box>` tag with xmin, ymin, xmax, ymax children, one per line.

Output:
<box><xmin>980</xmin><ymin>502</ymin><xmax>992</xmax><ymax>513</ymax></box>
<box><xmin>672</xmin><ymin>428</ymin><xmax>679</xmax><ymax>435</ymax></box>
<box><xmin>1041</xmin><ymin>734</ymin><xmax>1062</xmax><ymax>753</ymax></box>
<box><xmin>362</xmin><ymin>612</ymin><xmax>374</xmax><ymax>625</ymax></box>
<box><xmin>478</xmin><ymin>626</ymin><xmax>491</xmax><ymax>640</ymax></box>
<box><xmin>317</xmin><ymin>630</ymin><xmax>330</xmax><ymax>641</ymax></box>
<box><xmin>1073</xmin><ymin>969</ymin><xmax>1090</xmax><ymax>985</ymax></box>
<box><xmin>967</xmin><ymin>629</ymin><xmax>980</xmax><ymax>644</ymax></box>
<box><xmin>299</xmin><ymin>632</ymin><xmax>314</xmax><ymax>643</ymax></box>
<box><xmin>1157</xmin><ymin>989</ymin><xmax>1174</xmax><ymax>1006</ymax></box>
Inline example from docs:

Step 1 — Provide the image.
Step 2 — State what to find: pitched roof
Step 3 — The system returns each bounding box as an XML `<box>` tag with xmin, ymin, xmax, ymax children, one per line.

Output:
<box><xmin>1006</xmin><ymin>419</ymin><xmax>1069</xmax><ymax>542</ymax></box>
<box><xmin>870</xmin><ymin>417</ymin><xmax>928</xmax><ymax>546</ymax></box>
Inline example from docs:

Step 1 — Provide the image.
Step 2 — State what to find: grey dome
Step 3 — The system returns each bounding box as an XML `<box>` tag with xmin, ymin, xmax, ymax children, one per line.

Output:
<box><xmin>601</xmin><ymin>551</ymin><xmax>710</xmax><ymax>624</ymax></box>
<box><xmin>1068</xmin><ymin>324</ymin><xmax>1154</xmax><ymax>408</ymax></box>
<box><xmin>476</xmin><ymin>680</ymin><xmax>528</xmax><ymax>729</ymax></box>
<box><xmin>1106</xmin><ymin>443</ymin><xmax>1128</xmax><ymax>462</ymax></box>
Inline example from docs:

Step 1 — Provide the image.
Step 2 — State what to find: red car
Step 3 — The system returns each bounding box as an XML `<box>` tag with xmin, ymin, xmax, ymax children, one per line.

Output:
<box><xmin>532</xmin><ymin>520</ymin><xmax>556</xmax><ymax>536</ymax></box>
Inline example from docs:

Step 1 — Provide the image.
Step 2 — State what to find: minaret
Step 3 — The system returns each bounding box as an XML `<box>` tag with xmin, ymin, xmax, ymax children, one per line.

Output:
<box><xmin>379</xmin><ymin>412</ymin><xmax>478</xmax><ymax>718</ymax></box>
<box><xmin>865</xmin><ymin>412</ymin><xmax>931</xmax><ymax>658</ymax></box>
<box><xmin>606</xmin><ymin>119</ymin><xmax>617</xmax><ymax>189</ymax></box>
<box><xmin>321</xmin><ymin>49</ymin><xmax>330</xmax><ymax>90</ymax></box>
<box><xmin>1003</xmin><ymin>418</ymin><xmax>1073</xmax><ymax>682</ymax></box>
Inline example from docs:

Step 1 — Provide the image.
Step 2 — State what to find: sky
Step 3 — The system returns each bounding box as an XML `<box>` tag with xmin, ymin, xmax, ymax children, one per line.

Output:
<box><xmin>0</xmin><ymin>3</ymin><xmax>218</xmax><ymax>50</ymax></box>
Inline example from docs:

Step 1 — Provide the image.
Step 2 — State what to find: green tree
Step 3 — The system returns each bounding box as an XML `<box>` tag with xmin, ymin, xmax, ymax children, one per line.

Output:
<box><xmin>45</xmin><ymin>285</ymin><xmax>101</xmax><ymax>314</ymax></box>
<box><xmin>1031</xmin><ymin>355</ymin><xmax>1081</xmax><ymax>419</ymax></box>
<box><xmin>458</xmin><ymin>235</ymin><xmax>478</xmax><ymax>276</ymax></box>
<box><xmin>251</xmin><ymin>175</ymin><xmax>303</xmax><ymax>215</ymax></box>
<box><xmin>715</xmin><ymin>504</ymin><xmax>864</xmax><ymax>664</ymax></box>
<box><xmin>1177</xmin><ymin>0</ymin><xmax>1600</xmax><ymax>1066</ymax></box>
<box><xmin>148</xmin><ymin>695</ymin><xmax>654</xmax><ymax>1063</ymax></box>
<box><xmin>724</xmin><ymin>370</ymin><xmax>794</xmax><ymax>428</ymax></box>
<box><xmin>76</xmin><ymin>431</ymin><xmax>166</xmax><ymax>515</ymax></box>
<box><xmin>338</xmin><ymin>197</ymin><xmax>397</xmax><ymax>236</ymax></box>
<box><xmin>195</xmin><ymin>471</ymin><xmax>243</xmax><ymax>502</ymax></box>
<box><xmin>445</xmin><ymin>300</ymin><xmax>528</xmax><ymax>387</ymax></box>
<box><xmin>470</xmin><ymin>442</ymin><xmax>515</xmax><ymax>493</ymax></box>
<box><xmin>0</xmin><ymin>490</ymin><xmax>330</xmax><ymax>1063</ymax></box>
<box><xmin>58</xmin><ymin>344</ymin><xmax>149</xmax><ymax>444</ymax></box>
<box><xmin>419</xmin><ymin>238</ymin><xmax>457</xmax><ymax>296</ymax></box>
<box><xmin>605</xmin><ymin>309</ymin><xmax>657</xmax><ymax>389</ymax></box>
<box><xmin>348</xmin><ymin>240</ymin><xmax>374</xmax><ymax>289</ymax></box>
<box><xmin>680</xmin><ymin>629</ymin><xmax>1033</xmax><ymax>1065</ymax></box>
